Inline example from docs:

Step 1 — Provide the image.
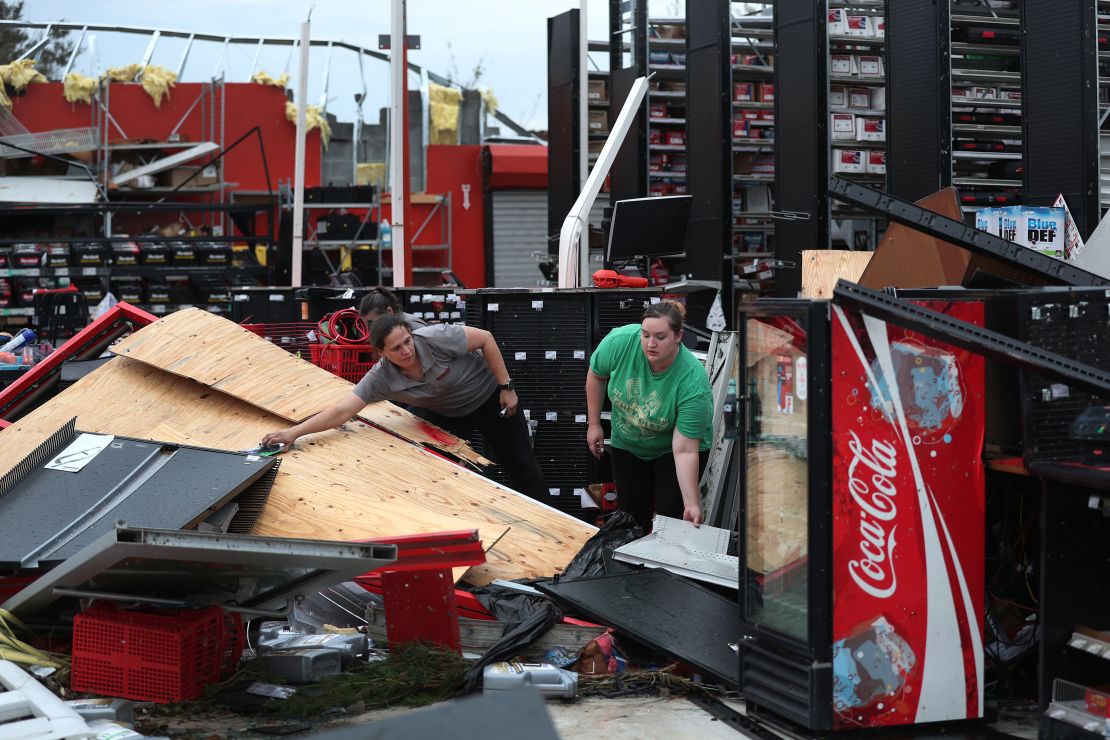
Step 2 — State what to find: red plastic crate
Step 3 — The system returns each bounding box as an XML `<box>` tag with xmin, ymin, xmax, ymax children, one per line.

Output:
<box><xmin>240</xmin><ymin>322</ymin><xmax>317</xmax><ymax>358</ymax></box>
<box><xmin>71</xmin><ymin>603</ymin><xmax>242</xmax><ymax>704</ymax></box>
<box><xmin>309</xmin><ymin>342</ymin><xmax>377</xmax><ymax>383</ymax></box>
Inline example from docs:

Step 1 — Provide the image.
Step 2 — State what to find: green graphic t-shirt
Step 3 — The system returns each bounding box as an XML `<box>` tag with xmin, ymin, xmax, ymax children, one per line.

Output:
<box><xmin>590</xmin><ymin>323</ymin><xmax>714</xmax><ymax>460</ymax></box>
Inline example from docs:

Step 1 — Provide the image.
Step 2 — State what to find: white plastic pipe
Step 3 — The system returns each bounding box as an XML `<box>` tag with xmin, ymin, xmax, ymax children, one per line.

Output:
<box><xmin>389</xmin><ymin>0</ymin><xmax>407</xmax><ymax>287</ymax></box>
<box><xmin>558</xmin><ymin>75</ymin><xmax>650</xmax><ymax>287</ymax></box>
<box><xmin>290</xmin><ymin>17</ymin><xmax>310</xmax><ymax>288</ymax></box>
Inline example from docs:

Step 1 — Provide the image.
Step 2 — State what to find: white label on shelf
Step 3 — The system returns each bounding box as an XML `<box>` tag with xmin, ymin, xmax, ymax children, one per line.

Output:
<box><xmin>233</xmin><ymin>294</ymin><xmax>249</xmax><ymax>302</ymax></box>
<box><xmin>575</xmin><ymin>414</ymin><xmax>588</xmax><ymax>423</ymax></box>
<box><xmin>545</xmin><ymin>350</ymin><xmax>557</xmax><ymax>360</ymax></box>
<box><xmin>515</xmin><ymin>352</ymin><xmax>527</xmax><ymax>361</ymax></box>
<box><xmin>269</xmin><ymin>294</ymin><xmax>286</xmax><ymax>302</ymax></box>
<box><xmin>447</xmin><ymin>293</ymin><xmax>457</xmax><ymax>302</ymax></box>
<box><xmin>410</xmin><ymin>295</ymin><xmax>423</xmax><ymax>303</ymax></box>
<box><xmin>545</xmin><ymin>411</ymin><xmax>557</xmax><ymax>421</ymax></box>
<box><xmin>549</xmin><ymin>488</ymin><xmax>561</xmax><ymax>496</ymax></box>
<box><xmin>151</xmin><ymin>305</ymin><xmax>166</xmax><ymax>314</ymax></box>
<box><xmin>451</xmin><ymin>311</ymin><xmax>461</xmax><ymax>319</ymax></box>
<box><xmin>522</xmin><ymin>409</ymin><xmax>530</xmax><ymax>419</ymax></box>
<box><xmin>412</xmin><ymin>312</ymin><xmax>424</xmax><ymax>319</ymax></box>
<box><xmin>488</xmin><ymin>303</ymin><xmax>499</xmax><ymax>312</ymax></box>
<box><xmin>650</xmin><ymin>297</ymin><xmax>661</xmax><ymax>304</ymax></box>
<box><xmin>574</xmin><ymin>350</ymin><xmax>586</xmax><ymax>360</ymax></box>
<box><xmin>439</xmin><ymin>312</ymin><xmax>449</xmax><ymax>319</ymax></box>
<box><xmin>531</xmin><ymin>300</ymin><xmax>544</xmax><ymax>310</ymax></box>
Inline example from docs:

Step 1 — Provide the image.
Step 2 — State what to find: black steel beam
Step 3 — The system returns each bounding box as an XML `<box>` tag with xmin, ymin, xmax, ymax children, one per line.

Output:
<box><xmin>832</xmin><ymin>279</ymin><xmax>1110</xmax><ymax>398</ymax></box>
<box><xmin>886</xmin><ymin>0</ymin><xmax>951</xmax><ymax>200</ymax></box>
<box><xmin>547</xmin><ymin>10</ymin><xmax>581</xmax><ymax>248</ymax></box>
<box><xmin>828</xmin><ymin>176</ymin><xmax>1110</xmax><ymax>287</ymax></box>
<box><xmin>685</xmin><ymin>0</ymin><xmax>732</xmax><ymax>323</ymax></box>
<box><xmin>1021</xmin><ymin>0</ymin><xmax>1100</xmax><ymax>238</ymax></box>
<box><xmin>774</xmin><ymin>1</ymin><xmax>829</xmax><ymax>297</ymax></box>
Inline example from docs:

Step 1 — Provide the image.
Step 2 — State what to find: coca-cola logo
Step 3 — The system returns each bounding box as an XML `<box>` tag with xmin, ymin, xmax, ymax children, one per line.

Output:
<box><xmin>846</xmin><ymin>431</ymin><xmax>899</xmax><ymax>599</ymax></box>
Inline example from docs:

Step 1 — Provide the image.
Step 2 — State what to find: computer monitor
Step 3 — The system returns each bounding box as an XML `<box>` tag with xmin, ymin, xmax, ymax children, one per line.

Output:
<box><xmin>605</xmin><ymin>195</ymin><xmax>692</xmax><ymax>265</ymax></box>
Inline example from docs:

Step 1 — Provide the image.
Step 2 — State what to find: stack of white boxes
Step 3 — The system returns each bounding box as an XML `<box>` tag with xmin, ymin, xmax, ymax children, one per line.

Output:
<box><xmin>828</xmin><ymin>8</ymin><xmax>885</xmax><ymax>177</ymax></box>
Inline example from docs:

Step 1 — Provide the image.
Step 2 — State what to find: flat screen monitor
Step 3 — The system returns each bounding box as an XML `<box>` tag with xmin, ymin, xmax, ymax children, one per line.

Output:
<box><xmin>606</xmin><ymin>195</ymin><xmax>692</xmax><ymax>264</ymax></box>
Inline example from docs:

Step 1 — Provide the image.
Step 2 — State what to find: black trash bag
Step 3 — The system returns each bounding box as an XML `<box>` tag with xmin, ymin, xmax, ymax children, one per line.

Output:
<box><xmin>559</xmin><ymin>509</ymin><xmax>643</xmax><ymax>582</ymax></box>
<box><xmin>460</xmin><ymin>584</ymin><xmax>563</xmax><ymax>693</ymax></box>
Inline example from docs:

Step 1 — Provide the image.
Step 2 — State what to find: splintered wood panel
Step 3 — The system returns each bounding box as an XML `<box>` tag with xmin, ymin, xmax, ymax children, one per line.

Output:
<box><xmin>0</xmin><ymin>357</ymin><xmax>593</xmax><ymax>584</ymax></box>
<box><xmin>110</xmin><ymin>308</ymin><xmax>486</xmax><ymax>464</ymax></box>
<box><xmin>800</xmin><ymin>250</ymin><xmax>873</xmax><ymax>299</ymax></box>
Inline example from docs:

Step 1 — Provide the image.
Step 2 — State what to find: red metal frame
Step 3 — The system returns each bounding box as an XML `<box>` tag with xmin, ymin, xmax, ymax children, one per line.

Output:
<box><xmin>0</xmin><ymin>302</ymin><xmax>157</xmax><ymax>422</ymax></box>
<box><xmin>354</xmin><ymin>529</ymin><xmax>487</xmax><ymax>652</ymax></box>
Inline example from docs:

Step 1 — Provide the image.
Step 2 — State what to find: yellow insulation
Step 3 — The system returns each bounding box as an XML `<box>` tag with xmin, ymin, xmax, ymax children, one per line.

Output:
<box><xmin>251</xmin><ymin>71</ymin><xmax>290</xmax><ymax>88</ymax></box>
<box><xmin>139</xmin><ymin>65</ymin><xmax>177</xmax><ymax>108</ymax></box>
<box><xmin>63</xmin><ymin>72</ymin><xmax>98</xmax><ymax>105</ymax></box>
<box><xmin>480</xmin><ymin>87</ymin><xmax>499</xmax><ymax>115</ymax></box>
<box><xmin>103</xmin><ymin>64</ymin><xmax>141</xmax><ymax>82</ymax></box>
<box><xmin>285</xmin><ymin>101</ymin><xmax>332</xmax><ymax>149</ymax></box>
<box><xmin>0</xmin><ymin>59</ymin><xmax>47</xmax><ymax>91</ymax></box>
<box><xmin>0</xmin><ymin>84</ymin><xmax>10</xmax><ymax>111</ymax></box>
<box><xmin>428</xmin><ymin>83</ymin><xmax>462</xmax><ymax>145</ymax></box>
<box><xmin>356</xmin><ymin>162</ymin><xmax>387</xmax><ymax>188</ymax></box>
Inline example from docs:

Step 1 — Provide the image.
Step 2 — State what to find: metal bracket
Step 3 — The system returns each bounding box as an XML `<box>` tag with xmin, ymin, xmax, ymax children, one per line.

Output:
<box><xmin>831</xmin><ymin>280</ymin><xmax>1110</xmax><ymax>398</ymax></box>
<box><xmin>769</xmin><ymin>210</ymin><xmax>811</xmax><ymax>221</ymax></box>
<box><xmin>827</xmin><ymin>176</ymin><xmax>1110</xmax><ymax>287</ymax></box>
<box><xmin>378</xmin><ymin>34</ymin><xmax>421</xmax><ymax>50</ymax></box>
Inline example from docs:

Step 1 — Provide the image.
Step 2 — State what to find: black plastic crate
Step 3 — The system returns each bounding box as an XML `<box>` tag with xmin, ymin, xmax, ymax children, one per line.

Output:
<box><xmin>111</xmin><ymin>278</ymin><xmax>143</xmax><ymax>304</ymax></box>
<box><xmin>11</xmin><ymin>244</ymin><xmax>41</xmax><ymax>268</ymax></box>
<box><xmin>192</xmin><ymin>273</ymin><xmax>231</xmax><ymax>304</ymax></box>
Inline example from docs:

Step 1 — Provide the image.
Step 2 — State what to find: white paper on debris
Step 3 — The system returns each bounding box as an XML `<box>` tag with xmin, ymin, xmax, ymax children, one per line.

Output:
<box><xmin>613</xmin><ymin>514</ymin><xmax>739</xmax><ymax>588</ymax></box>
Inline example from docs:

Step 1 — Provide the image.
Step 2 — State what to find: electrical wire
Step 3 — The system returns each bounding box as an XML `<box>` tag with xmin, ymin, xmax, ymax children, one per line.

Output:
<box><xmin>316</xmin><ymin>308</ymin><xmax>369</xmax><ymax>347</ymax></box>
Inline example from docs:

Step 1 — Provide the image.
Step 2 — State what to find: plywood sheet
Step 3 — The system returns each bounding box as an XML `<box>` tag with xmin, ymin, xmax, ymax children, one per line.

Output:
<box><xmin>858</xmin><ymin>187</ymin><xmax>972</xmax><ymax>290</ymax></box>
<box><xmin>0</xmin><ymin>357</ymin><xmax>594</xmax><ymax>584</ymax></box>
<box><xmin>110</xmin><ymin>308</ymin><xmax>486</xmax><ymax>464</ymax></box>
<box><xmin>800</xmin><ymin>250</ymin><xmax>873</xmax><ymax>299</ymax></box>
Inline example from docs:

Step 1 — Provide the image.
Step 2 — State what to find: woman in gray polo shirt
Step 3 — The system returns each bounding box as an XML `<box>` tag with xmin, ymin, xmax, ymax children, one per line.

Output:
<box><xmin>357</xmin><ymin>286</ymin><xmax>427</xmax><ymax>328</ymax></box>
<box><xmin>261</xmin><ymin>315</ymin><xmax>547</xmax><ymax>501</ymax></box>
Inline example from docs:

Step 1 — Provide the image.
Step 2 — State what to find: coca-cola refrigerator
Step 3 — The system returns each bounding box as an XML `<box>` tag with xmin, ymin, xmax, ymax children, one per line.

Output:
<box><xmin>738</xmin><ymin>299</ymin><xmax>986</xmax><ymax>732</ymax></box>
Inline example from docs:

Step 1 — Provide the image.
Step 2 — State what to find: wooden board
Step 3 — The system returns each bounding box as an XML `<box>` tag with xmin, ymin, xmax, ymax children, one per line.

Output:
<box><xmin>0</xmin><ymin>357</ymin><xmax>594</xmax><ymax>584</ymax></box>
<box><xmin>800</xmin><ymin>250</ymin><xmax>873</xmax><ymax>299</ymax></box>
<box><xmin>110</xmin><ymin>307</ymin><xmax>486</xmax><ymax>465</ymax></box>
<box><xmin>858</xmin><ymin>187</ymin><xmax>973</xmax><ymax>290</ymax></box>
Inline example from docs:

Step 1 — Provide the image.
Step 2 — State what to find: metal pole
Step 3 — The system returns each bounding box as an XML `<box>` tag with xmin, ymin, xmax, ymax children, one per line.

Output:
<box><xmin>291</xmin><ymin>16</ymin><xmax>311</xmax><ymax>288</ymax></box>
<box><xmin>390</xmin><ymin>0</ymin><xmax>409</xmax><ymax>286</ymax></box>
<box><xmin>579</xmin><ymin>0</ymin><xmax>589</xmax><ymax>190</ymax></box>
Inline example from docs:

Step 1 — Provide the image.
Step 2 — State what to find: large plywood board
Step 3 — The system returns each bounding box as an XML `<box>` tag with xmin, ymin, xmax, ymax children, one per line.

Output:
<box><xmin>110</xmin><ymin>308</ymin><xmax>486</xmax><ymax>464</ymax></box>
<box><xmin>800</xmin><ymin>250</ymin><xmax>873</xmax><ymax>299</ymax></box>
<box><xmin>0</xmin><ymin>357</ymin><xmax>593</xmax><ymax>584</ymax></box>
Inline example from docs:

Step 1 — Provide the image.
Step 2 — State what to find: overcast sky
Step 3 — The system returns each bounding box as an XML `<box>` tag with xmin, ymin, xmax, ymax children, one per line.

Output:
<box><xmin>21</xmin><ymin>1</ymin><xmax>694</xmax><ymax>131</ymax></box>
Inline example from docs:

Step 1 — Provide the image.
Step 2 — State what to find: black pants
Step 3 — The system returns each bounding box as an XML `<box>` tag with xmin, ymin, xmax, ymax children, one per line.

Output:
<box><xmin>422</xmin><ymin>389</ymin><xmax>548</xmax><ymax>502</ymax></box>
<box><xmin>610</xmin><ymin>446</ymin><xmax>710</xmax><ymax>532</ymax></box>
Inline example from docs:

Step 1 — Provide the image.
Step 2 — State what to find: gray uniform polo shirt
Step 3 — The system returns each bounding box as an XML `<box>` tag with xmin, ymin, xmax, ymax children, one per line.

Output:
<box><xmin>352</xmin><ymin>324</ymin><xmax>498</xmax><ymax>417</ymax></box>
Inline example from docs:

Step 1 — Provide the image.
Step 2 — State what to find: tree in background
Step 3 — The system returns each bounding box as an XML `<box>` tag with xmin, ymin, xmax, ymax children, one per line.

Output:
<box><xmin>0</xmin><ymin>1</ymin><xmax>73</xmax><ymax>79</ymax></box>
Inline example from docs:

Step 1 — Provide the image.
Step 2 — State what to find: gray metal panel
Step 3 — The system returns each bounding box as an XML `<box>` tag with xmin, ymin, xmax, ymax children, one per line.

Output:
<box><xmin>492</xmin><ymin>189</ymin><xmax>548</xmax><ymax>287</ymax></box>
<box><xmin>0</xmin><ymin>436</ymin><xmax>276</xmax><ymax>567</ymax></box>
<box><xmin>3</xmin><ymin>525</ymin><xmax>397</xmax><ymax>617</ymax></box>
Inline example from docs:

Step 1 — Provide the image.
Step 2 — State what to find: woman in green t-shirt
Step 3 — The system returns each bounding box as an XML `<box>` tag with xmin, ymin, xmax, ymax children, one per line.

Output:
<box><xmin>585</xmin><ymin>300</ymin><xmax>714</xmax><ymax>531</ymax></box>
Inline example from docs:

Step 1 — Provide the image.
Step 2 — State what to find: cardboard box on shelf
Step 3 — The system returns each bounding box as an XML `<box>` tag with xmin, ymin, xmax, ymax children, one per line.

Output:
<box><xmin>866</xmin><ymin>150</ymin><xmax>886</xmax><ymax>174</ymax></box>
<box><xmin>875</xmin><ymin>16</ymin><xmax>886</xmax><ymax>37</ymax></box>
<box><xmin>848</xmin><ymin>87</ymin><xmax>871</xmax><ymax>109</ymax></box>
<box><xmin>870</xmin><ymin>86</ymin><xmax>886</xmax><ymax>111</ymax></box>
<box><xmin>734</xmin><ymin>119</ymin><xmax>753</xmax><ymax>139</ymax></box>
<box><xmin>758</xmin><ymin>82</ymin><xmax>775</xmax><ymax>103</ymax></box>
<box><xmin>733</xmin><ymin>152</ymin><xmax>753</xmax><ymax>175</ymax></box>
<box><xmin>952</xmin><ymin>87</ymin><xmax>974</xmax><ymax>102</ymax></box>
<box><xmin>665</xmin><ymin>130</ymin><xmax>685</xmax><ymax>146</ymax></box>
<box><xmin>975</xmin><ymin>206</ymin><xmax>1066</xmax><ymax>258</ymax></box>
<box><xmin>653</xmin><ymin>22</ymin><xmax>685</xmax><ymax>40</ymax></box>
<box><xmin>745</xmin><ymin>183</ymin><xmax>772</xmax><ymax>212</ymax></box>
<box><xmin>831</xmin><ymin>113</ymin><xmax>857</xmax><ymax>140</ymax></box>
<box><xmin>649</xmin><ymin>102</ymin><xmax>667</xmax><ymax>119</ymax></box>
<box><xmin>998</xmin><ymin>88</ymin><xmax>1021</xmax><ymax>102</ymax></box>
<box><xmin>734</xmin><ymin>82</ymin><xmax>755</xmax><ymax>102</ymax></box>
<box><xmin>971</xmin><ymin>86</ymin><xmax>997</xmax><ymax>99</ymax></box>
<box><xmin>830</xmin><ymin>85</ymin><xmax>847</xmax><ymax>108</ymax></box>
<box><xmin>831</xmin><ymin>55</ymin><xmax>854</xmax><ymax>77</ymax></box>
<box><xmin>856</xmin><ymin>117</ymin><xmax>885</xmax><ymax>142</ymax></box>
<box><xmin>828</xmin><ymin>8</ymin><xmax>847</xmax><ymax>35</ymax></box>
<box><xmin>161</xmin><ymin>165</ymin><xmax>218</xmax><ymax>188</ymax></box>
<box><xmin>587</xmin><ymin>78</ymin><xmax>608</xmax><ymax>102</ymax></box>
<box><xmin>833</xmin><ymin>149</ymin><xmax>865</xmax><ymax>173</ymax></box>
<box><xmin>845</xmin><ymin>15</ymin><xmax>872</xmax><ymax>36</ymax></box>
<box><xmin>857</xmin><ymin>55</ymin><xmax>883</xmax><ymax>78</ymax></box>
<box><xmin>588</xmin><ymin>110</ymin><xmax>608</xmax><ymax>132</ymax></box>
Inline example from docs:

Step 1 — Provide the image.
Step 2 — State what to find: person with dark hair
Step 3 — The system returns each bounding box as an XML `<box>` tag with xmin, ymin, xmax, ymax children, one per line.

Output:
<box><xmin>357</xmin><ymin>286</ymin><xmax>427</xmax><ymax>328</ymax></box>
<box><xmin>585</xmin><ymin>299</ymin><xmax>713</xmax><ymax>530</ymax></box>
<box><xmin>261</xmin><ymin>316</ymin><xmax>547</xmax><ymax>501</ymax></box>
